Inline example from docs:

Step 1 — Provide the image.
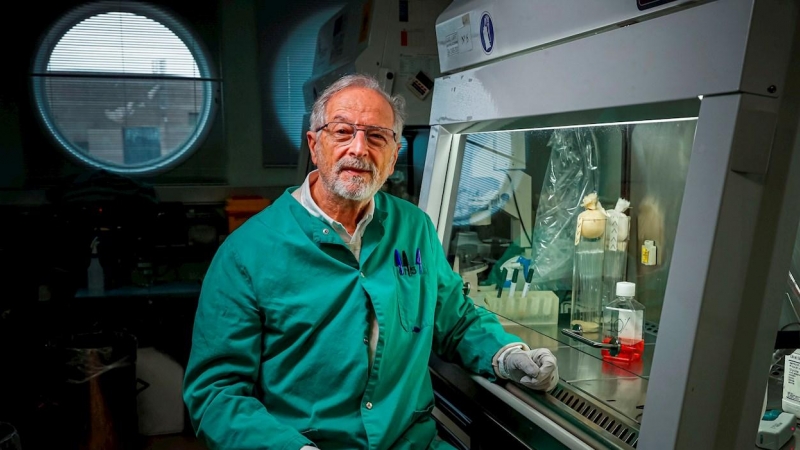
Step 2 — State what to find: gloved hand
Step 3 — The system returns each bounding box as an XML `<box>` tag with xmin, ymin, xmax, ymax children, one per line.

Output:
<box><xmin>499</xmin><ymin>347</ymin><xmax>559</xmax><ymax>392</ymax></box>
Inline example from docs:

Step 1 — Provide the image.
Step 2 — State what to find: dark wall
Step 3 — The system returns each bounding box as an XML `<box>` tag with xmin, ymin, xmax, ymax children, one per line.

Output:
<box><xmin>0</xmin><ymin>3</ymin><xmax>253</xmax><ymax>444</ymax></box>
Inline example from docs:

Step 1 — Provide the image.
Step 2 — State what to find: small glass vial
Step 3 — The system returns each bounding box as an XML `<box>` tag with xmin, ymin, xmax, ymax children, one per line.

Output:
<box><xmin>601</xmin><ymin>281</ymin><xmax>645</xmax><ymax>362</ymax></box>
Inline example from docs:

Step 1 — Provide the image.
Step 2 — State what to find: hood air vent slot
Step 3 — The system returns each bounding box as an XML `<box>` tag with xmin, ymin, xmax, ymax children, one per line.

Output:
<box><xmin>546</xmin><ymin>384</ymin><xmax>640</xmax><ymax>448</ymax></box>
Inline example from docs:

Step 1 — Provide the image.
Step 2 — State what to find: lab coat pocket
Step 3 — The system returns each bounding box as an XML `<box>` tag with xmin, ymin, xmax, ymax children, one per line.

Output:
<box><xmin>395</xmin><ymin>272</ymin><xmax>433</xmax><ymax>332</ymax></box>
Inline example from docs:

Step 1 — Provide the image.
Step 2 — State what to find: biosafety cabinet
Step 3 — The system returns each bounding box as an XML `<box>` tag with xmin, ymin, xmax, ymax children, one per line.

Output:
<box><xmin>419</xmin><ymin>1</ymin><xmax>800</xmax><ymax>449</ymax></box>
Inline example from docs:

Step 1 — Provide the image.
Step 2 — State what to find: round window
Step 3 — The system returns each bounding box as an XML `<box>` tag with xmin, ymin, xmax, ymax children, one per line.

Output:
<box><xmin>31</xmin><ymin>1</ymin><xmax>218</xmax><ymax>175</ymax></box>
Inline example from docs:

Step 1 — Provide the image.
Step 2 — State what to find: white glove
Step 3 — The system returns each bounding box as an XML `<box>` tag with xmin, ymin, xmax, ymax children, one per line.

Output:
<box><xmin>499</xmin><ymin>347</ymin><xmax>559</xmax><ymax>392</ymax></box>
<box><xmin>300</xmin><ymin>447</ymin><xmax>317</xmax><ymax>450</ymax></box>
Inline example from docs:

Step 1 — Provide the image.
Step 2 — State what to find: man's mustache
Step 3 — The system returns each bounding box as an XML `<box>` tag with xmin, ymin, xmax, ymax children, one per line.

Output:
<box><xmin>336</xmin><ymin>157</ymin><xmax>376</xmax><ymax>175</ymax></box>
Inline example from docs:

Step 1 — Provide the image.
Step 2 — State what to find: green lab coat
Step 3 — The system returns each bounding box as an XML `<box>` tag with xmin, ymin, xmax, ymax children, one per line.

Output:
<box><xmin>183</xmin><ymin>188</ymin><xmax>522</xmax><ymax>450</ymax></box>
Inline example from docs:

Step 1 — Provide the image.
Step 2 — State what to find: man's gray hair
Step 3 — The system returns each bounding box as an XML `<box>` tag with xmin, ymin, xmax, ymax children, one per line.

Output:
<box><xmin>309</xmin><ymin>73</ymin><xmax>406</xmax><ymax>139</ymax></box>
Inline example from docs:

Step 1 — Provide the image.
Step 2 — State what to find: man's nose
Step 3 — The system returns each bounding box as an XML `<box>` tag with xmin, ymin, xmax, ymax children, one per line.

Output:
<box><xmin>347</xmin><ymin>129</ymin><xmax>369</xmax><ymax>156</ymax></box>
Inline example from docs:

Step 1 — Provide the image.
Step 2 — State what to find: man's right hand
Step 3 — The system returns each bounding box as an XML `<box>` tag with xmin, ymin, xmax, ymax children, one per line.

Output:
<box><xmin>500</xmin><ymin>347</ymin><xmax>559</xmax><ymax>392</ymax></box>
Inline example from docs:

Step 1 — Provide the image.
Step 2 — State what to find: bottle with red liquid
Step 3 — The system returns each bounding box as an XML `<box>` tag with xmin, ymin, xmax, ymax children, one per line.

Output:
<box><xmin>601</xmin><ymin>281</ymin><xmax>644</xmax><ymax>362</ymax></box>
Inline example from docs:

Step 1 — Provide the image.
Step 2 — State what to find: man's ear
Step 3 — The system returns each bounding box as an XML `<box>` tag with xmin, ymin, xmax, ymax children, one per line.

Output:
<box><xmin>307</xmin><ymin>131</ymin><xmax>319</xmax><ymax>165</ymax></box>
<box><xmin>389</xmin><ymin>146</ymin><xmax>399</xmax><ymax>172</ymax></box>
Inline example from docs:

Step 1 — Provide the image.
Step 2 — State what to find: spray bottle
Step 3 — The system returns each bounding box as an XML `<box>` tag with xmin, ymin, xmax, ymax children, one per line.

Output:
<box><xmin>87</xmin><ymin>236</ymin><xmax>104</xmax><ymax>295</ymax></box>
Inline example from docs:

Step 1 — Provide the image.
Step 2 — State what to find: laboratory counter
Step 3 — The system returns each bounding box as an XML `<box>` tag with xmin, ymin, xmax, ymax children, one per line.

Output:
<box><xmin>430</xmin><ymin>317</ymin><xmax>800</xmax><ymax>450</ymax></box>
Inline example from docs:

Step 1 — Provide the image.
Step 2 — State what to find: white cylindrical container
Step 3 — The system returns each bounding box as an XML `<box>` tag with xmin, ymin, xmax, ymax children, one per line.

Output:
<box><xmin>782</xmin><ymin>350</ymin><xmax>800</xmax><ymax>417</ymax></box>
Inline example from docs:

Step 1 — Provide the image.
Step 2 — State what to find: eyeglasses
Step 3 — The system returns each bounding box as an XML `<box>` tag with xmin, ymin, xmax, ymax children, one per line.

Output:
<box><xmin>316</xmin><ymin>121</ymin><xmax>397</xmax><ymax>150</ymax></box>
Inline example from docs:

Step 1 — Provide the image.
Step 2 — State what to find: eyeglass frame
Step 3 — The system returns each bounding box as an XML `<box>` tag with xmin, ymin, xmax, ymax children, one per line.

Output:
<box><xmin>315</xmin><ymin>121</ymin><xmax>398</xmax><ymax>149</ymax></box>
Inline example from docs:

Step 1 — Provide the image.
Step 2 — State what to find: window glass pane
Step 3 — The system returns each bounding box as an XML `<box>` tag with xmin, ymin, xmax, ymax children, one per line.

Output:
<box><xmin>454</xmin><ymin>132</ymin><xmax>515</xmax><ymax>227</ymax></box>
<box><xmin>446</xmin><ymin>118</ymin><xmax>698</xmax><ymax>384</ymax></box>
<box><xmin>43</xmin><ymin>77</ymin><xmax>206</xmax><ymax>165</ymax></box>
<box><xmin>48</xmin><ymin>12</ymin><xmax>199</xmax><ymax>77</ymax></box>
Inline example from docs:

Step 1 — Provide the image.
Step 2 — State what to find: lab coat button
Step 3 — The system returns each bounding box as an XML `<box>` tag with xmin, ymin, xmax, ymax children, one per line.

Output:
<box><xmin>363</xmin><ymin>337</ymin><xmax>369</xmax><ymax>344</ymax></box>
<box><xmin>365</xmin><ymin>402</ymin><xmax>373</xmax><ymax>410</ymax></box>
<box><xmin>322</xmin><ymin>228</ymin><xmax>330</xmax><ymax>235</ymax></box>
<box><xmin>360</xmin><ymin>272</ymin><xmax>365</xmax><ymax>278</ymax></box>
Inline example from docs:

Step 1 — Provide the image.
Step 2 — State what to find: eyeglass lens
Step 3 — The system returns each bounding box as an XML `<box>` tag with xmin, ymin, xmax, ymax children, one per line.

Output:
<box><xmin>326</xmin><ymin>122</ymin><xmax>394</xmax><ymax>149</ymax></box>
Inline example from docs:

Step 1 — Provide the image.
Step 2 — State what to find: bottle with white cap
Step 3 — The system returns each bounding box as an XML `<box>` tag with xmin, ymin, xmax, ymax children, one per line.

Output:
<box><xmin>601</xmin><ymin>281</ymin><xmax>645</xmax><ymax>362</ymax></box>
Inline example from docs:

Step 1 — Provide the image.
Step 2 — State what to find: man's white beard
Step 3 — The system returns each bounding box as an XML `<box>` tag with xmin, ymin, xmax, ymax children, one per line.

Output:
<box><xmin>318</xmin><ymin>154</ymin><xmax>383</xmax><ymax>201</ymax></box>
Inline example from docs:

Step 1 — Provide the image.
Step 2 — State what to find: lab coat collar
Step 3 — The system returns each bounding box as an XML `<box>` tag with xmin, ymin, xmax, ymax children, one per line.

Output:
<box><xmin>280</xmin><ymin>187</ymin><xmax>388</xmax><ymax>246</ymax></box>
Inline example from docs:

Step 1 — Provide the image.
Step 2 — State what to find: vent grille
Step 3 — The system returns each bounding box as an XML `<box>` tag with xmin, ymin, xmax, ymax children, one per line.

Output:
<box><xmin>550</xmin><ymin>385</ymin><xmax>639</xmax><ymax>448</ymax></box>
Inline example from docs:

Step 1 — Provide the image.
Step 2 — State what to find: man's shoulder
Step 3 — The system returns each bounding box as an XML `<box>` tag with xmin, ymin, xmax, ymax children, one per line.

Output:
<box><xmin>376</xmin><ymin>191</ymin><xmax>422</xmax><ymax>213</ymax></box>
<box><xmin>225</xmin><ymin>191</ymin><xmax>297</xmax><ymax>240</ymax></box>
<box><xmin>375</xmin><ymin>192</ymin><xmax>433</xmax><ymax>224</ymax></box>
<box><xmin>245</xmin><ymin>189</ymin><xmax>301</xmax><ymax>222</ymax></box>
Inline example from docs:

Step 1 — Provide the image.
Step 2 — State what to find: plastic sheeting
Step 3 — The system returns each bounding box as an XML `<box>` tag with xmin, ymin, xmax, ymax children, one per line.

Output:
<box><xmin>528</xmin><ymin>128</ymin><xmax>599</xmax><ymax>291</ymax></box>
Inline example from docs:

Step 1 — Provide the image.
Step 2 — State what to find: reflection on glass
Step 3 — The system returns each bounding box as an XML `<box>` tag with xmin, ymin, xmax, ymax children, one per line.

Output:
<box><xmin>446</xmin><ymin>119</ymin><xmax>697</xmax><ymax>379</ymax></box>
<box><xmin>45</xmin><ymin>77</ymin><xmax>206</xmax><ymax>167</ymax></box>
<box><xmin>381</xmin><ymin>128</ymin><xmax>429</xmax><ymax>205</ymax></box>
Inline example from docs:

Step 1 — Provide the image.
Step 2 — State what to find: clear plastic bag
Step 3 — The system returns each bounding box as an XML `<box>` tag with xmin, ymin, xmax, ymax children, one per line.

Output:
<box><xmin>528</xmin><ymin>128</ymin><xmax>599</xmax><ymax>291</ymax></box>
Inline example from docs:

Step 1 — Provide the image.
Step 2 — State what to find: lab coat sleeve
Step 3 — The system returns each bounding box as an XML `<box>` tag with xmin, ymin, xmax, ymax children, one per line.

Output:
<box><xmin>426</xmin><ymin>218</ymin><xmax>522</xmax><ymax>380</ymax></box>
<box><xmin>183</xmin><ymin>242</ymin><xmax>312</xmax><ymax>450</ymax></box>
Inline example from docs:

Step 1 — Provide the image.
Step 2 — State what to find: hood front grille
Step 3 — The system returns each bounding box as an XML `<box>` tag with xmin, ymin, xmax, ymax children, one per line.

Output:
<box><xmin>548</xmin><ymin>384</ymin><xmax>640</xmax><ymax>448</ymax></box>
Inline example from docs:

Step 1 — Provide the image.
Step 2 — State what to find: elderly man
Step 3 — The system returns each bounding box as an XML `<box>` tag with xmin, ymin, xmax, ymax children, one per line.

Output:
<box><xmin>183</xmin><ymin>73</ymin><xmax>558</xmax><ymax>450</ymax></box>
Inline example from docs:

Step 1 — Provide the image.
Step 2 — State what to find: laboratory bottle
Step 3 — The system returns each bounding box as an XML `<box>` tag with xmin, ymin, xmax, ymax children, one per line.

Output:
<box><xmin>601</xmin><ymin>281</ymin><xmax>644</xmax><ymax>362</ymax></box>
<box><xmin>782</xmin><ymin>350</ymin><xmax>800</xmax><ymax>418</ymax></box>
<box><xmin>87</xmin><ymin>237</ymin><xmax>104</xmax><ymax>295</ymax></box>
<box><xmin>602</xmin><ymin>198</ymin><xmax>630</xmax><ymax>306</ymax></box>
<box><xmin>571</xmin><ymin>193</ymin><xmax>607</xmax><ymax>334</ymax></box>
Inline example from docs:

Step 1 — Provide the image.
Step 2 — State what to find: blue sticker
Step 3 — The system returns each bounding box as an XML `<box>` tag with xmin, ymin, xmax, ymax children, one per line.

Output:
<box><xmin>480</xmin><ymin>12</ymin><xmax>494</xmax><ymax>54</ymax></box>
